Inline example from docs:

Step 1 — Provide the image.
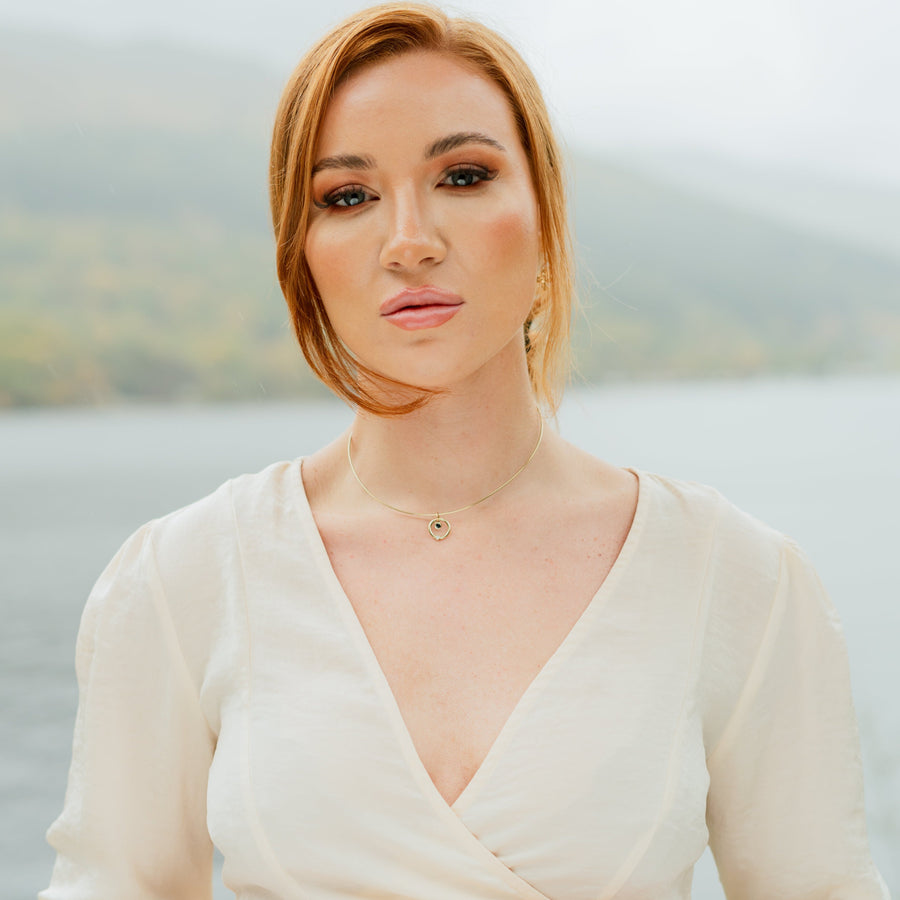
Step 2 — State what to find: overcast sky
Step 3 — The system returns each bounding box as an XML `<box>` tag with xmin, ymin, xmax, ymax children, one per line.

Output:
<box><xmin>2</xmin><ymin>0</ymin><xmax>899</xmax><ymax>185</ymax></box>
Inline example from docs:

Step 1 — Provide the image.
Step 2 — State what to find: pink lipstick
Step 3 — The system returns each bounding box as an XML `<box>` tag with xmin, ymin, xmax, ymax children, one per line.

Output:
<box><xmin>380</xmin><ymin>287</ymin><xmax>464</xmax><ymax>331</ymax></box>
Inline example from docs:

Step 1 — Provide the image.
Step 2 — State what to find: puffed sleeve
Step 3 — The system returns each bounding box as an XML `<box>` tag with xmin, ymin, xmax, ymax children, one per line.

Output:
<box><xmin>40</xmin><ymin>524</ymin><xmax>215</xmax><ymax>899</ymax></box>
<box><xmin>705</xmin><ymin>539</ymin><xmax>890</xmax><ymax>899</ymax></box>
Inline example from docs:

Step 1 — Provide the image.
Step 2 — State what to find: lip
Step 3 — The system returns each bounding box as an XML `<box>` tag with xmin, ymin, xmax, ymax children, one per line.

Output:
<box><xmin>380</xmin><ymin>287</ymin><xmax>464</xmax><ymax>331</ymax></box>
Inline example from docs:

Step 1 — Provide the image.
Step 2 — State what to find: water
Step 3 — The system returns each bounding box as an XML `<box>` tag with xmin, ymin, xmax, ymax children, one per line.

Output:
<box><xmin>2</xmin><ymin>376</ymin><xmax>898</xmax><ymax>898</ymax></box>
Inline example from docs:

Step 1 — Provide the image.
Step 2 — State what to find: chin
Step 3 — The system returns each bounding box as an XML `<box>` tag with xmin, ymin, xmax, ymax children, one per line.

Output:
<box><xmin>351</xmin><ymin>326</ymin><xmax>528</xmax><ymax>397</ymax></box>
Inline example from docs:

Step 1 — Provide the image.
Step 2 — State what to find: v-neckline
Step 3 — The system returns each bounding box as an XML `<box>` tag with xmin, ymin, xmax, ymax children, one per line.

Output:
<box><xmin>294</xmin><ymin>459</ymin><xmax>647</xmax><ymax>817</ymax></box>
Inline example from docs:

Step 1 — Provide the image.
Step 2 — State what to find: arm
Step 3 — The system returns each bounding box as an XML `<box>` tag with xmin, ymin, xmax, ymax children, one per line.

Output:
<box><xmin>705</xmin><ymin>539</ymin><xmax>889</xmax><ymax>899</ymax></box>
<box><xmin>40</xmin><ymin>525</ymin><xmax>215</xmax><ymax>899</ymax></box>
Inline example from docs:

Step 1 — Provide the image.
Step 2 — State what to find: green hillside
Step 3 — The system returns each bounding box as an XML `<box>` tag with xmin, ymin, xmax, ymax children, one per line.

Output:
<box><xmin>1</xmin><ymin>28</ymin><xmax>898</xmax><ymax>406</ymax></box>
<box><xmin>625</xmin><ymin>151</ymin><xmax>900</xmax><ymax>262</ymax></box>
<box><xmin>570</xmin><ymin>159</ymin><xmax>900</xmax><ymax>379</ymax></box>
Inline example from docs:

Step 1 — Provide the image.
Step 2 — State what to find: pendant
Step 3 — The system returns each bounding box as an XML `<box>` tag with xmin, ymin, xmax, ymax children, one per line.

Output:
<box><xmin>428</xmin><ymin>516</ymin><xmax>451</xmax><ymax>541</ymax></box>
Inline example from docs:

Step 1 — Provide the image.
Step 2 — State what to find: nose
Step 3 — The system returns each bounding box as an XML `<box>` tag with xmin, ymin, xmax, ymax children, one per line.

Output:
<box><xmin>379</xmin><ymin>191</ymin><xmax>446</xmax><ymax>271</ymax></box>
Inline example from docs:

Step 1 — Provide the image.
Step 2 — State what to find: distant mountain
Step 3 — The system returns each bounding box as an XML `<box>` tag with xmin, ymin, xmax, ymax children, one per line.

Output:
<box><xmin>0</xmin><ymin>27</ymin><xmax>279</xmax><ymax>231</ymax></box>
<box><xmin>569</xmin><ymin>157</ymin><xmax>900</xmax><ymax>379</ymax></box>
<box><xmin>1</xmin><ymin>28</ymin><xmax>898</xmax><ymax>406</ymax></box>
<box><xmin>0</xmin><ymin>27</ymin><xmax>281</xmax><ymax>134</ymax></box>
<box><xmin>623</xmin><ymin>150</ymin><xmax>900</xmax><ymax>261</ymax></box>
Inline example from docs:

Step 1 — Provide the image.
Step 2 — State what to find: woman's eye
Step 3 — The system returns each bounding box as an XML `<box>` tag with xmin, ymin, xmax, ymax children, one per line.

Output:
<box><xmin>441</xmin><ymin>167</ymin><xmax>494</xmax><ymax>188</ymax></box>
<box><xmin>317</xmin><ymin>186</ymin><xmax>373</xmax><ymax>209</ymax></box>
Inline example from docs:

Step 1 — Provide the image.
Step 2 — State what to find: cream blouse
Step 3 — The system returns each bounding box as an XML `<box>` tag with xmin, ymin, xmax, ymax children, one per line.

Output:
<box><xmin>42</xmin><ymin>461</ymin><xmax>890</xmax><ymax>899</ymax></box>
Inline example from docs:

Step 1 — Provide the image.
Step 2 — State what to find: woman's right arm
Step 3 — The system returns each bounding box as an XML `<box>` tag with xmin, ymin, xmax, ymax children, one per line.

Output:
<box><xmin>40</xmin><ymin>524</ymin><xmax>215</xmax><ymax>900</ymax></box>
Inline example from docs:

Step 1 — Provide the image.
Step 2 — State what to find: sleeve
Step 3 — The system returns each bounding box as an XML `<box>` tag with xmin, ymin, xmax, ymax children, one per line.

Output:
<box><xmin>40</xmin><ymin>524</ymin><xmax>215</xmax><ymax>900</ymax></box>
<box><xmin>705</xmin><ymin>538</ymin><xmax>890</xmax><ymax>899</ymax></box>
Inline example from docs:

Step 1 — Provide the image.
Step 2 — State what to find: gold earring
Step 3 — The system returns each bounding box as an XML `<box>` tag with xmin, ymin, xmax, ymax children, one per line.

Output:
<box><xmin>536</xmin><ymin>265</ymin><xmax>550</xmax><ymax>288</ymax></box>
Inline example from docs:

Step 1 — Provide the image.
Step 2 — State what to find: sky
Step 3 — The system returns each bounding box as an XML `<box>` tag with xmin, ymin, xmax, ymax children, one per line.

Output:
<box><xmin>1</xmin><ymin>0</ymin><xmax>899</xmax><ymax>185</ymax></box>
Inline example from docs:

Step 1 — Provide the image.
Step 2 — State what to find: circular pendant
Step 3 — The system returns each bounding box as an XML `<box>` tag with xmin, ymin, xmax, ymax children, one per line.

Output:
<box><xmin>428</xmin><ymin>516</ymin><xmax>451</xmax><ymax>541</ymax></box>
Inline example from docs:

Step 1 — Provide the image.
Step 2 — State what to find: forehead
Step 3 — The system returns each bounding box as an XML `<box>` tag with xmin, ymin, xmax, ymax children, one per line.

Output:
<box><xmin>316</xmin><ymin>50</ymin><xmax>522</xmax><ymax>155</ymax></box>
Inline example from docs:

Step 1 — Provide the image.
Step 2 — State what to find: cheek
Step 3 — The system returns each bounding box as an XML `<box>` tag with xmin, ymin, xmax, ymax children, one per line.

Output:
<box><xmin>471</xmin><ymin>205</ymin><xmax>540</xmax><ymax>270</ymax></box>
<box><xmin>467</xmin><ymin>206</ymin><xmax>541</xmax><ymax>317</ymax></box>
<box><xmin>303</xmin><ymin>225</ymin><xmax>377</xmax><ymax>345</ymax></box>
<box><xmin>502</xmin><ymin>210</ymin><xmax>539</xmax><ymax>263</ymax></box>
<box><xmin>303</xmin><ymin>228</ymin><xmax>344</xmax><ymax>301</ymax></box>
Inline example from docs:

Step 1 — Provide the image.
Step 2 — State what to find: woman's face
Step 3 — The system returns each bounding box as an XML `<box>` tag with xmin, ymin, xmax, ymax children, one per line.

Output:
<box><xmin>304</xmin><ymin>50</ymin><xmax>542</xmax><ymax>395</ymax></box>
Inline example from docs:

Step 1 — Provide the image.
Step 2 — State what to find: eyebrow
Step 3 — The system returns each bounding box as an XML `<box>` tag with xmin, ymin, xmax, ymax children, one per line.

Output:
<box><xmin>425</xmin><ymin>131</ymin><xmax>507</xmax><ymax>158</ymax></box>
<box><xmin>310</xmin><ymin>153</ymin><xmax>376</xmax><ymax>176</ymax></box>
<box><xmin>311</xmin><ymin>132</ymin><xmax>506</xmax><ymax>176</ymax></box>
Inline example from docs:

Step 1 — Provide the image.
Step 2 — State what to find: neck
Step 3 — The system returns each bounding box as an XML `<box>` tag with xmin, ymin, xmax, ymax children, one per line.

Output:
<box><xmin>348</xmin><ymin>366</ymin><xmax>542</xmax><ymax>516</ymax></box>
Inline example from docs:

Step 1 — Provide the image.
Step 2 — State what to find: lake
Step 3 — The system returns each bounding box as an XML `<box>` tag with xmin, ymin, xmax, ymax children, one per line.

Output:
<box><xmin>2</xmin><ymin>375</ymin><xmax>898</xmax><ymax>898</ymax></box>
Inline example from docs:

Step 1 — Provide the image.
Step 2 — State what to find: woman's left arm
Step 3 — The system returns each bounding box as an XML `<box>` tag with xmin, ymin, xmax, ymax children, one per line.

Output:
<box><xmin>705</xmin><ymin>539</ymin><xmax>890</xmax><ymax>899</ymax></box>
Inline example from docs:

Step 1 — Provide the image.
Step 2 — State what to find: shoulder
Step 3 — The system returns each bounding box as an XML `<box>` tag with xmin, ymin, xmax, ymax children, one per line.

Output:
<box><xmin>81</xmin><ymin>460</ymin><xmax>306</xmax><ymax>700</ymax></box>
<box><xmin>146</xmin><ymin>458</ymin><xmax>301</xmax><ymax>552</ymax></box>
<box><xmin>140</xmin><ymin>458</ymin><xmax>307</xmax><ymax>604</ymax></box>
<box><xmin>90</xmin><ymin>459</ymin><xmax>304</xmax><ymax>625</ymax></box>
<box><xmin>634</xmin><ymin>469</ymin><xmax>797</xmax><ymax>678</ymax></box>
<box><xmin>635</xmin><ymin>469</ymin><xmax>788</xmax><ymax>584</ymax></box>
<box><xmin>635</xmin><ymin>471</ymin><xmax>835</xmax><ymax>750</ymax></box>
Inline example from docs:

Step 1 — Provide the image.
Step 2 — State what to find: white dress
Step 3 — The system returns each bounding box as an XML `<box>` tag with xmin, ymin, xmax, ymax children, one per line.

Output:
<box><xmin>41</xmin><ymin>461</ymin><xmax>890</xmax><ymax>899</ymax></box>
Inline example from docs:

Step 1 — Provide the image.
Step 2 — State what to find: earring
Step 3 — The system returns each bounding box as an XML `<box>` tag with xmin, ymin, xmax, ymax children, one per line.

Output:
<box><xmin>536</xmin><ymin>265</ymin><xmax>550</xmax><ymax>288</ymax></box>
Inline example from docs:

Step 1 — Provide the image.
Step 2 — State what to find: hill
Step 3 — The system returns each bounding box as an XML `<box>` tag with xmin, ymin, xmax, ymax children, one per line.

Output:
<box><xmin>1</xmin><ymin>28</ymin><xmax>898</xmax><ymax>406</ymax></box>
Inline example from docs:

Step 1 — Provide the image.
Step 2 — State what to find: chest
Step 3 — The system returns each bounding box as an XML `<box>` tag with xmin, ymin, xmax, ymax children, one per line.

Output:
<box><xmin>317</xmin><ymin>503</ymin><xmax>632</xmax><ymax>805</ymax></box>
<box><xmin>205</xmin><ymin>486</ymin><xmax>714</xmax><ymax>900</ymax></box>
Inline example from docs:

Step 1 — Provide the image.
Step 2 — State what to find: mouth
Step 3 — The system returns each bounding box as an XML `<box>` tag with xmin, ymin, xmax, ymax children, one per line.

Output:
<box><xmin>380</xmin><ymin>287</ymin><xmax>464</xmax><ymax>331</ymax></box>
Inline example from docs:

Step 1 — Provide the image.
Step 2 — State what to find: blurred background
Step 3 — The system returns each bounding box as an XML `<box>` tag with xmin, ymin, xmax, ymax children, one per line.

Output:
<box><xmin>1</xmin><ymin>0</ymin><xmax>899</xmax><ymax>401</ymax></box>
<box><xmin>1</xmin><ymin>0</ymin><xmax>898</xmax><ymax>897</ymax></box>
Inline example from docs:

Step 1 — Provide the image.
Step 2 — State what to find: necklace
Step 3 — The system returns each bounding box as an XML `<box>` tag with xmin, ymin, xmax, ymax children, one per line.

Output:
<box><xmin>346</xmin><ymin>416</ymin><xmax>544</xmax><ymax>541</ymax></box>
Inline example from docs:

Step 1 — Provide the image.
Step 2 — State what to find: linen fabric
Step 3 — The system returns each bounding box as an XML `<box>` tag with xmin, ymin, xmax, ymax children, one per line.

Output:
<box><xmin>41</xmin><ymin>461</ymin><xmax>890</xmax><ymax>899</ymax></box>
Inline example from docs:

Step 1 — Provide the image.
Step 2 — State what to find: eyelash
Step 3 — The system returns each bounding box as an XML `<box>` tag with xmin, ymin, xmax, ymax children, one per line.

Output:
<box><xmin>440</xmin><ymin>164</ymin><xmax>497</xmax><ymax>188</ymax></box>
<box><xmin>315</xmin><ymin>185</ymin><xmax>371</xmax><ymax>210</ymax></box>
<box><xmin>314</xmin><ymin>165</ymin><xmax>497</xmax><ymax>210</ymax></box>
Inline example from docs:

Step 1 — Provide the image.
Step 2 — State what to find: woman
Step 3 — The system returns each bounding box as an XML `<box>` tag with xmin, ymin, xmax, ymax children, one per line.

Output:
<box><xmin>42</xmin><ymin>4</ymin><xmax>889</xmax><ymax>898</ymax></box>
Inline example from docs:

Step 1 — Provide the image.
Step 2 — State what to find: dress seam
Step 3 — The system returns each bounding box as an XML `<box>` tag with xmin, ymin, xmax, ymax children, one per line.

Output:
<box><xmin>145</xmin><ymin>526</ymin><xmax>211</xmax><ymax>732</ymax></box>
<box><xmin>227</xmin><ymin>479</ymin><xmax>308</xmax><ymax>899</ymax></box>
<box><xmin>594</xmin><ymin>489</ymin><xmax>723</xmax><ymax>900</ymax></box>
<box><xmin>704</xmin><ymin>537</ymin><xmax>788</xmax><ymax>769</ymax></box>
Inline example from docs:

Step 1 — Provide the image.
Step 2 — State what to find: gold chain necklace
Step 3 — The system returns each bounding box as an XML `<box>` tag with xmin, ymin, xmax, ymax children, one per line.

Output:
<box><xmin>346</xmin><ymin>416</ymin><xmax>544</xmax><ymax>541</ymax></box>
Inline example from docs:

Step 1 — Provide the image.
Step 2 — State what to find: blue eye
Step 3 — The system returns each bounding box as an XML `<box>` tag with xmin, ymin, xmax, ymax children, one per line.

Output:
<box><xmin>317</xmin><ymin>186</ymin><xmax>374</xmax><ymax>209</ymax></box>
<box><xmin>442</xmin><ymin>166</ymin><xmax>495</xmax><ymax>188</ymax></box>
